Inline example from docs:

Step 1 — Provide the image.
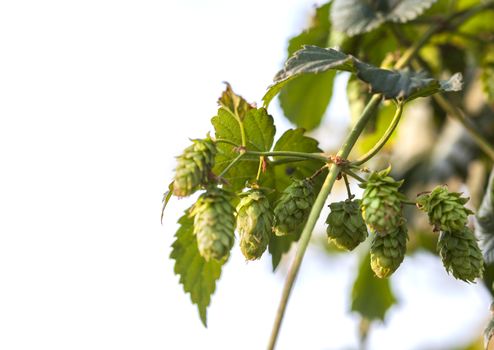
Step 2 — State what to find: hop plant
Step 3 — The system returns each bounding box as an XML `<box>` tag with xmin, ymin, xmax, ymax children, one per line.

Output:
<box><xmin>273</xmin><ymin>178</ymin><xmax>315</xmax><ymax>237</ymax></box>
<box><xmin>236</xmin><ymin>189</ymin><xmax>273</xmax><ymax>260</ymax></box>
<box><xmin>190</xmin><ymin>187</ymin><xmax>235</xmax><ymax>261</ymax></box>
<box><xmin>370</xmin><ymin>222</ymin><xmax>408</xmax><ymax>278</ymax></box>
<box><xmin>437</xmin><ymin>226</ymin><xmax>484</xmax><ymax>282</ymax></box>
<box><xmin>416</xmin><ymin>186</ymin><xmax>473</xmax><ymax>232</ymax></box>
<box><xmin>360</xmin><ymin>168</ymin><xmax>406</xmax><ymax>234</ymax></box>
<box><xmin>326</xmin><ymin>199</ymin><xmax>368</xmax><ymax>251</ymax></box>
<box><xmin>173</xmin><ymin>137</ymin><xmax>217</xmax><ymax>197</ymax></box>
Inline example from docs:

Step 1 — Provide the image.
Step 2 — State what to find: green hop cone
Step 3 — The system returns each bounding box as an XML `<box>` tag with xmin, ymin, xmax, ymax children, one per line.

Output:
<box><xmin>190</xmin><ymin>187</ymin><xmax>235</xmax><ymax>261</ymax></box>
<box><xmin>360</xmin><ymin>168</ymin><xmax>406</xmax><ymax>235</ymax></box>
<box><xmin>273</xmin><ymin>178</ymin><xmax>315</xmax><ymax>237</ymax></box>
<box><xmin>370</xmin><ymin>222</ymin><xmax>408</xmax><ymax>278</ymax></box>
<box><xmin>437</xmin><ymin>226</ymin><xmax>484</xmax><ymax>282</ymax></box>
<box><xmin>416</xmin><ymin>186</ymin><xmax>473</xmax><ymax>232</ymax></box>
<box><xmin>173</xmin><ymin>136</ymin><xmax>217</xmax><ymax>197</ymax></box>
<box><xmin>236</xmin><ymin>189</ymin><xmax>273</xmax><ymax>260</ymax></box>
<box><xmin>326</xmin><ymin>199</ymin><xmax>368</xmax><ymax>251</ymax></box>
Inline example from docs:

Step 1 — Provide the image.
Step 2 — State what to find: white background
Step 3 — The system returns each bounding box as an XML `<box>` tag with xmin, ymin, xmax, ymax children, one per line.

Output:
<box><xmin>0</xmin><ymin>0</ymin><xmax>491</xmax><ymax>349</ymax></box>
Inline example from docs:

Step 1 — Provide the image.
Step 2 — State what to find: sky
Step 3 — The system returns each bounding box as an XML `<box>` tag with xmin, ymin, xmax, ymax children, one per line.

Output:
<box><xmin>0</xmin><ymin>1</ymin><xmax>491</xmax><ymax>349</ymax></box>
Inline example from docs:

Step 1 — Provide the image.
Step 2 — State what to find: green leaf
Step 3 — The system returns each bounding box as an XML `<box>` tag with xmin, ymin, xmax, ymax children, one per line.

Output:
<box><xmin>260</xmin><ymin>129</ymin><xmax>325</xmax><ymax>270</ymax></box>
<box><xmin>211</xmin><ymin>87</ymin><xmax>275</xmax><ymax>191</ymax></box>
<box><xmin>351</xmin><ymin>252</ymin><xmax>397</xmax><ymax>321</ymax></box>
<box><xmin>331</xmin><ymin>0</ymin><xmax>437</xmax><ymax>36</ymax></box>
<box><xmin>160</xmin><ymin>181</ymin><xmax>174</xmax><ymax>224</ymax></box>
<box><xmin>273</xmin><ymin>2</ymin><xmax>335</xmax><ymax>130</ymax></box>
<box><xmin>170</xmin><ymin>209</ymin><xmax>224</xmax><ymax>327</ymax></box>
<box><xmin>218</xmin><ymin>82</ymin><xmax>253</xmax><ymax>121</ymax></box>
<box><xmin>269</xmin><ymin>46</ymin><xmax>462</xmax><ymax>101</ymax></box>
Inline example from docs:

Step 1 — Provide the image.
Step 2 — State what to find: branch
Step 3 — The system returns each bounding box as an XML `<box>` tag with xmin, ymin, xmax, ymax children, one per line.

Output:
<box><xmin>353</xmin><ymin>102</ymin><xmax>405</xmax><ymax>166</ymax></box>
<box><xmin>244</xmin><ymin>150</ymin><xmax>328</xmax><ymax>162</ymax></box>
<box><xmin>267</xmin><ymin>3</ymin><xmax>492</xmax><ymax>347</ymax></box>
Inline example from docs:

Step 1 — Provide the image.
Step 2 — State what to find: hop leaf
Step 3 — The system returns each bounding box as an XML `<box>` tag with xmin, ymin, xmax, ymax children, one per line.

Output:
<box><xmin>417</xmin><ymin>185</ymin><xmax>473</xmax><ymax>232</ymax></box>
<box><xmin>273</xmin><ymin>179</ymin><xmax>315</xmax><ymax>237</ymax></box>
<box><xmin>326</xmin><ymin>199</ymin><xmax>368</xmax><ymax>251</ymax></box>
<box><xmin>360</xmin><ymin>168</ymin><xmax>406</xmax><ymax>234</ymax></box>
<box><xmin>190</xmin><ymin>187</ymin><xmax>236</xmax><ymax>261</ymax></box>
<box><xmin>370</xmin><ymin>222</ymin><xmax>408</xmax><ymax>278</ymax></box>
<box><xmin>438</xmin><ymin>226</ymin><xmax>484</xmax><ymax>282</ymax></box>
<box><xmin>173</xmin><ymin>137</ymin><xmax>217</xmax><ymax>197</ymax></box>
<box><xmin>236</xmin><ymin>189</ymin><xmax>273</xmax><ymax>260</ymax></box>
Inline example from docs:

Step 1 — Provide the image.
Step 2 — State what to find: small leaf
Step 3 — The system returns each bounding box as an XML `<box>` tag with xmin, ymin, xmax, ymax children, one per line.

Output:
<box><xmin>331</xmin><ymin>0</ymin><xmax>437</xmax><ymax>36</ymax></box>
<box><xmin>275</xmin><ymin>2</ymin><xmax>335</xmax><ymax>130</ymax></box>
<box><xmin>161</xmin><ymin>181</ymin><xmax>174</xmax><ymax>224</ymax></box>
<box><xmin>268</xmin><ymin>46</ymin><xmax>462</xmax><ymax>102</ymax></box>
<box><xmin>351</xmin><ymin>252</ymin><xmax>397</xmax><ymax>321</ymax></box>
<box><xmin>260</xmin><ymin>129</ymin><xmax>325</xmax><ymax>270</ymax></box>
<box><xmin>170</xmin><ymin>209</ymin><xmax>224</xmax><ymax>326</ymax></box>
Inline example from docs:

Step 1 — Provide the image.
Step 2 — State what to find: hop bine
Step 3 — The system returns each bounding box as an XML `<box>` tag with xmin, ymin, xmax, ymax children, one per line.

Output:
<box><xmin>360</xmin><ymin>168</ymin><xmax>406</xmax><ymax>235</ymax></box>
<box><xmin>326</xmin><ymin>199</ymin><xmax>368</xmax><ymax>251</ymax></box>
<box><xmin>173</xmin><ymin>137</ymin><xmax>217</xmax><ymax>197</ymax></box>
<box><xmin>416</xmin><ymin>185</ymin><xmax>473</xmax><ymax>232</ymax></box>
<box><xmin>273</xmin><ymin>178</ymin><xmax>315</xmax><ymax>237</ymax></box>
<box><xmin>190</xmin><ymin>187</ymin><xmax>235</xmax><ymax>261</ymax></box>
<box><xmin>437</xmin><ymin>226</ymin><xmax>484</xmax><ymax>282</ymax></box>
<box><xmin>236</xmin><ymin>189</ymin><xmax>273</xmax><ymax>260</ymax></box>
<box><xmin>370</xmin><ymin>222</ymin><xmax>408</xmax><ymax>278</ymax></box>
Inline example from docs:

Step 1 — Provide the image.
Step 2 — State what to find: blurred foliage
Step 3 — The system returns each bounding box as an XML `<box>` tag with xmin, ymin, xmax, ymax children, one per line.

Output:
<box><xmin>269</xmin><ymin>0</ymin><xmax>494</xmax><ymax>347</ymax></box>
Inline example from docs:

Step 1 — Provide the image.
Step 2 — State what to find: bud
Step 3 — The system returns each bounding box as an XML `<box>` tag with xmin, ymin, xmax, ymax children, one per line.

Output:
<box><xmin>437</xmin><ymin>226</ymin><xmax>484</xmax><ymax>282</ymax></box>
<box><xmin>236</xmin><ymin>189</ymin><xmax>272</xmax><ymax>260</ymax></box>
<box><xmin>416</xmin><ymin>186</ymin><xmax>473</xmax><ymax>232</ymax></box>
<box><xmin>370</xmin><ymin>222</ymin><xmax>408</xmax><ymax>278</ymax></box>
<box><xmin>173</xmin><ymin>137</ymin><xmax>216</xmax><ymax>197</ymax></box>
<box><xmin>190</xmin><ymin>187</ymin><xmax>235</xmax><ymax>261</ymax></box>
<box><xmin>326</xmin><ymin>199</ymin><xmax>368</xmax><ymax>251</ymax></box>
<box><xmin>360</xmin><ymin>168</ymin><xmax>405</xmax><ymax>235</ymax></box>
<box><xmin>273</xmin><ymin>179</ymin><xmax>315</xmax><ymax>237</ymax></box>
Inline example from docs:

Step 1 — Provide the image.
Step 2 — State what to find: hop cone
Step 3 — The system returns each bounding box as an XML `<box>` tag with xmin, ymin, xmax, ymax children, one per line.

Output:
<box><xmin>326</xmin><ymin>199</ymin><xmax>368</xmax><ymax>251</ymax></box>
<box><xmin>370</xmin><ymin>223</ymin><xmax>408</xmax><ymax>278</ymax></box>
<box><xmin>416</xmin><ymin>186</ymin><xmax>473</xmax><ymax>232</ymax></box>
<box><xmin>273</xmin><ymin>179</ymin><xmax>315</xmax><ymax>237</ymax></box>
<box><xmin>173</xmin><ymin>137</ymin><xmax>216</xmax><ymax>197</ymax></box>
<box><xmin>360</xmin><ymin>168</ymin><xmax>406</xmax><ymax>235</ymax></box>
<box><xmin>437</xmin><ymin>226</ymin><xmax>484</xmax><ymax>282</ymax></box>
<box><xmin>190</xmin><ymin>187</ymin><xmax>235</xmax><ymax>261</ymax></box>
<box><xmin>236</xmin><ymin>189</ymin><xmax>272</xmax><ymax>260</ymax></box>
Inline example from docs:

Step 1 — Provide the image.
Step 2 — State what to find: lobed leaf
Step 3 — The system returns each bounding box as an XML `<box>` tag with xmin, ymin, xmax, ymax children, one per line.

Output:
<box><xmin>170</xmin><ymin>210</ymin><xmax>224</xmax><ymax>326</ymax></box>
<box><xmin>476</xmin><ymin>168</ymin><xmax>494</xmax><ymax>265</ymax></box>
<box><xmin>331</xmin><ymin>0</ymin><xmax>437</xmax><ymax>36</ymax></box>
<box><xmin>266</xmin><ymin>45</ymin><xmax>462</xmax><ymax>102</ymax></box>
<box><xmin>212</xmin><ymin>86</ymin><xmax>275</xmax><ymax>191</ymax></box>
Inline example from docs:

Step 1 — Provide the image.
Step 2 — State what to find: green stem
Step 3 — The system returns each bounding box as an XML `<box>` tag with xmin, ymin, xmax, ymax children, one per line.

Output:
<box><xmin>344</xmin><ymin>168</ymin><xmax>367</xmax><ymax>183</ymax></box>
<box><xmin>218</xmin><ymin>153</ymin><xmax>244</xmax><ymax>178</ymax></box>
<box><xmin>270</xmin><ymin>157</ymin><xmax>311</xmax><ymax>166</ymax></box>
<box><xmin>267</xmin><ymin>94</ymin><xmax>382</xmax><ymax>350</ymax></box>
<box><xmin>353</xmin><ymin>102</ymin><xmax>405</xmax><ymax>166</ymax></box>
<box><xmin>245</xmin><ymin>150</ymin><xmax>328</xmax><ymax>162</ymax></box>
<box><xmin>343</xmin><ymin>174</ymin><xmax>353</xmax><ymax>200</ymax></box>
<box><xmin>215</xmin><ymin>138</ymin><xmax>240</xmax><ymax>148</ymax></box>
